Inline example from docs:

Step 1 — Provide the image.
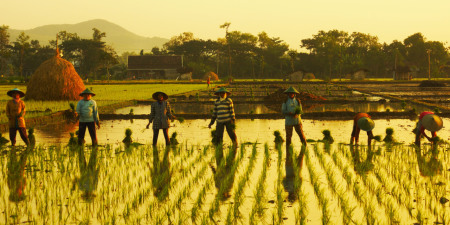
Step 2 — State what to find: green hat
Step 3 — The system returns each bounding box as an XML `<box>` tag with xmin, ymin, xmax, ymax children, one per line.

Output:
<box><xmin>283</xmin><ymin>86</ymin><xmax>300</xmax><ymax>94</ymax></box>
<box><xmin>7</xmin><ymin>88</ymin><xmax>25</xmax><ymax>97</ymax></box>
<box><xmin>79</xmin><ymin>88</ymin><xmax>96</xmax><ymax>97</ymax></box>
<box><xmin>421</xmin><ymin>114</ymin><xmax>443</xmax><ymax>132</ymax></box>
<box><xmin>152</xmin><ymin>92</ymin><xmax>168</xmax><ymax>100</ymax></box>
<box><xmin>357</xmin><ymin>117</ymin><xmax>375</xmax><ymax>131</ymax></box>
<box><xmin>214</xmin><ymin>87</ymin><xmax>231</xmax><ymax>95</ymax></box>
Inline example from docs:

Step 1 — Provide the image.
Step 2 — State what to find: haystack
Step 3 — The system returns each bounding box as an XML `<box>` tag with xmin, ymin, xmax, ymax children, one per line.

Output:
<box><xmin>204</xmin><ymin>71</ymin><xmax>219</xmax><ymax>81</ymax></box>
<box><xmin>26</xmin><ymin>53</ymin><xmax>85</xmax><ymax>100</ymax></box>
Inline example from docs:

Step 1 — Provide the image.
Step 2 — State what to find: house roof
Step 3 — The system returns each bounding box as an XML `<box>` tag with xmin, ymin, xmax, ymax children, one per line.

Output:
<box><xmin>128</xmin><ymin>55</ymin><xmax>182</xmax><ymax>70</ymax></box>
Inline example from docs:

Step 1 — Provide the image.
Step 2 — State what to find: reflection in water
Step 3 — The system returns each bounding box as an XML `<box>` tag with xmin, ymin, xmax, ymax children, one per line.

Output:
<box><xmin>77</xmin><ymin>147</ymin><xmax>99</xmax><ymax>199</ymax></box>
<box><xmin>37</xmin><ymin>122</ymin><xmax>78</xmax><ymax>144</ymax></box>
<box><xmin>7</xmin><ymin>147</ymin><xmax>29</xmax><ymax>202</ymax></box>
<box><xmin>211</xmin><ymin>145</ymin><xmax>237</xmax><ymax>200</ymax></box>
<box><xmin>349</xmin><ymin>145</ymin><xmax>376</xmax><ymax>174</ymax></box>
<box><xmin>151</xmin><ymin>147</ymin><xmax>171</xmax><ymax>201</ymax></box>
<box><xmin>284</xmin><ymin>145</ymin><xmax>306</xmax><ymax>202</ymax></box>
<box><xmin>415</xmin><ymin>146</ymin><xmax>442</xmax><ymax>177</ymax></box>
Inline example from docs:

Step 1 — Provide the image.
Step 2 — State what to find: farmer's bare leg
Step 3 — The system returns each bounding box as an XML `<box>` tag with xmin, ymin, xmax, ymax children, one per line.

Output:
<box><xmin>285</xmin><ymin>125</ymin><xmax>294</xmax><ymax>151</ymax></box>
<box><xmin>293</xmin><ymin>123</ymin><xmax>307</xmax><ymax>145</ymax></box>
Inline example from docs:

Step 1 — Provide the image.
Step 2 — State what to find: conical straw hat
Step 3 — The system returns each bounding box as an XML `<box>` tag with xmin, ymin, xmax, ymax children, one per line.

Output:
<box><xmin>357</xmin><ymin>117</ymin><xmax>375</xmax><ymax>131</ymax></box>
<box><xmin>421</xmin><ymin>114</ymin><xmax>443</xmax><ymax>132</ymax></box>
<box><xmin>283</xmin><ymin>86</ymin><xmax>300</xmax><ymax>94</ymax></box>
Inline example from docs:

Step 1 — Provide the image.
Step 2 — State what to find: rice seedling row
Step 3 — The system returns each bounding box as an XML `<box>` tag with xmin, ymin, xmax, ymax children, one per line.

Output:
<box><xmin>249</xmin><ymin>143</ymin><xmax>270</xmax><ymax>225</ymax></box>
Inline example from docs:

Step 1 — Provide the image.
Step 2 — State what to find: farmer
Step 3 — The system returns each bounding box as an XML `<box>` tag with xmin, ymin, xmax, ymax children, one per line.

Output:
<box><xmin>146</xmin><ymin>91</ymin><xmax>176</xmax><ymax>147</ymax></box>
<box><xmin>282</xmin><ymin>87</ymin><xmax>307</xmax><ymax>151</ymax></box>
<box><xmin>350</xmin><ymin>112</ymin><xmax>374</xmax><ymax>146</ymax></box>
<box><xmin>208</xmin><ymin>87</ymin><xmax>238</xmax><ymax>146</ymax></box>
<box><xmin>6</xmin><ymin>88</ymin><xmax>29</xmax><ymax>146</ymax></box>
<box><xmin>76</xmin><ymin>88</ymin><xmax>100</xmax><ymax>146</ymax></box>
<box><xmin>207</xmin><ymin>76</ymin><xmax>211</xmax><ymax>88</ymax></box>
<box><xmin>414</xmin><ymin>111</ymin><xmax>443</xmax><ymax>146</ymax></box>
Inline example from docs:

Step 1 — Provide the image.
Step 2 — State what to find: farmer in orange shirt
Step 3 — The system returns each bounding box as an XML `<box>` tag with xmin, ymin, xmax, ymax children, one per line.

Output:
<box><xmin>414</xmin><ymin>111</ymin><xmax>443</xmax><ymax>146</ymax></box>
<box><xmin>6</xmin><ymin>88</ymin><xmax>29</xmax><ymax>146</ymax></box>
<box><xmin>350</xmin><ymin>112</ymin><xmax>374</xmax><ymax>146</ymax></box>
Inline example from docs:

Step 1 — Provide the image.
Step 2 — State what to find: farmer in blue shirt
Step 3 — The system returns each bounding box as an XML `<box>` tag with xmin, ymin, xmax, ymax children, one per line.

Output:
<box><xmin>282</xmin><ymin>87</ymin><xmax>307</xmax><ymax>151</ymax></box>
<box><xmin>76</xmin><ymin>89</ymin><xmax>100</xmax><ymax>146</ymax></box>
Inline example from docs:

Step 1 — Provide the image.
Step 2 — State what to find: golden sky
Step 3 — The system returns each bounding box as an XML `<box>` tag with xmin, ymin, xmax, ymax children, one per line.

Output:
<box><xmin>1</xmin><ymin>0</ymin><xmax>449</xmax><ymax>49</ymax></box>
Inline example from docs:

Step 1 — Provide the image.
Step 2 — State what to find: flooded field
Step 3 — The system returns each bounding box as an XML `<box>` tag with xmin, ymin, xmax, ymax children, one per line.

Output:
<box><xmin>1</xmin><ymin>119</ymin><xmax>450</xmax><ymax>224</ymax></box>
<box><xmin>1</xmin><ymin>81</ymin><xmax>450</xmax><ymax>224</ymax></box>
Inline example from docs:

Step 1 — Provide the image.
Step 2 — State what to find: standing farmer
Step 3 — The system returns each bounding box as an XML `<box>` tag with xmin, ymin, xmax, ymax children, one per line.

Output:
<box><xmin>146</xmin><ymin>92</ymin><xmax>176</xmax><ymax>147</ymax></box>
<box><xmin>414</xmin><ymin>111</ymin><xmax>443</xmax><ymax>146</ymax></box>
<box><xmin>350</xmin><ymin>112</ymin><xmax>375</xmax><ymax>146</ymax></box>
<box><xmin>208</xmin><ymin>87</ymin><xmax>238</xmax><ymax>146</ymax></box>
<box><xmin>282</xmin><ymin>87</ymin><xmax>307</xmax><ymax>151</ymax></box>
<box><xmin>6</xmin><ymin>88</ymin><xmax>29</xmax><ymax>146</ymax></box>
<box><xmin>76</xmin><ymin>89</ymin><xmax>100</xmax><ymax>146</ymax></box>
<box><xmin>207</xmin><ymin>76</ymin><xmax>211</xmax><ymax>88</ymax></box>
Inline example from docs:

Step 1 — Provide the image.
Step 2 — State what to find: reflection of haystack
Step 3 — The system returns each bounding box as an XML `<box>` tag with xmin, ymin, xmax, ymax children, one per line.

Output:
<box><xmin>26</xmin><ymin>54</ymin><xmax>85</xmax><ymax>100</ymax></box>
<box><xmin>204</xmin><ymin>71</ymin><xmax>219</xmax><ymax>81</ymax></box>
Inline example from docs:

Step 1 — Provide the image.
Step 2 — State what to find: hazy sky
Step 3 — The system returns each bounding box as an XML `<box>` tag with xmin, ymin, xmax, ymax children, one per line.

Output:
<box><xmin>1</xmin><ymin>0</ymin><xmax>449</xmax><ymax>50</ymax></box>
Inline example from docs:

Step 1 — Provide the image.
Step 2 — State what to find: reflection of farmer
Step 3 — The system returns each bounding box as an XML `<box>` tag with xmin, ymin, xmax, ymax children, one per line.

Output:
<box><xmin>282</xmin><ymin>87</ymin><xmax>307</xmax><ymax>151</ymax></box>
<box><xmin>415</xmin><ymin>146</ymin><xmax>442</xmax><ymax>177</ymax></box>
<box><xmin>76</xmin><ymin>89</ymin><xmax>100</xmax><ymax>146</ymax></box>
<box><xmin>7</xmin><ymin>148</ymin><xmax>29</xmax><ymax>202</ymax></box>
<box><xmin>350</xmin><ymin>113</ymin><xmax>374</xmax><ymax>145</ymax></box>
<box><xmin>349</xmin><ymin>145</ymin><xmax>375</xmax><ymax>174</ymax></box>
<box><xmin>147</xmin><ymin>92</ymin><xmax>176</xmax><ymax>147</ymax></box>
<box><xmin>208</xmin><ymin>87</ymin><xmax>237</xmax><ymax>146</ymax></box>
<box><xmin>151</xmin><ymin>147</ymin><xmax>171</xmax><ymax>200</ymax></box>
<box><xmin>414</xmin><ymin>112</ymin><xmax>443</xmax><ymax>146</ymax></box>
<box><xmin>211</xmin><ymin>146</ymin><xmax>236</xmax><ymax>199</ymax></box>
<box><xmin>6</xmin><ymin>88</ymin><xmax>29</xmax><ymax>146</ymax></box>
<box><xmin>284</xmin><ymin>145</ymin><xmax>306</xmax><ymax>202</ymax></box>
<box><xmin>77</xmin><ymin>147</ymin><xmax>99</xmax><ymax>198</ymax></box>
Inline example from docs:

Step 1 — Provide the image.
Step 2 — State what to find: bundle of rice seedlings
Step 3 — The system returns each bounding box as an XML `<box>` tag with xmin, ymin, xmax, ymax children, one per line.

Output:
<box><xmin>68</xmin><ymin>132</ymin><xmax>78</xmax><ymax>146</ymax></box>
<box><xmin>383</xmin><ymin>128</ymin><xmax>396</xmax><ymax>143</ymax></box>
<box><xmin>28</xmin><ymin>128</ymin><xmax>36</xmax><ymax>146</ymax></box>
<box><xmin>122</xmin><ymin>128</ymin><xmax>133</xmax><ymax>145</ymax></box>
<box><xmin>26</xmin><ymin>52</ymin><xmax>85</xmax><ymax>100</ymax></box>
<box><xmin>321</xmin><ymin>129</ymin><xmax>334</xmax><ymax>144</ymax></box>
<box><xmin>273</xmin><ymin>130</ymin><xmax>284</xmax><ymax>144</ymax></box>
<box><xmin>170</xmin><ymin>132</ymin><xmax>179</xmax><ymax>145</ymax></box>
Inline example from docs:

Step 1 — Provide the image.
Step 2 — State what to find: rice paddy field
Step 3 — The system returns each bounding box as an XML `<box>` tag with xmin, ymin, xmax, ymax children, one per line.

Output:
<box><xmin>0</xmin><ymin>84</ymin><xmax>206</xmax><ymax>124</ymax></box>
<box><xmin>1</xmin><ymin>80</ymin><xmax>450</xmax><ymax>224</ymax></box>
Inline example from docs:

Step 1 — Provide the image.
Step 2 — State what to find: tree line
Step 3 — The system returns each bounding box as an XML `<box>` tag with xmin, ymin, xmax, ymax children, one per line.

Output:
<box><xmin>0</xmin><ymin>23</ymin><xmax>449</xmax><ymax>80</ymax></box>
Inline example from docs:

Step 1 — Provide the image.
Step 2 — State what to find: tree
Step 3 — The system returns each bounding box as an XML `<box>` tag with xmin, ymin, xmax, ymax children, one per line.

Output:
<box><xmin>0</xmin><ymin>25</ymin><xmax>11</xmax><ymax>75</ymax></box>
<box><xmin>12</xmin><ymin>32</ymin><xmax>31</xmax><ymax>77</ymax></box>
<box><xmin>220</xmin><ymin>22</ymin><xmax>232</xmax><ymax>77</ymax></box>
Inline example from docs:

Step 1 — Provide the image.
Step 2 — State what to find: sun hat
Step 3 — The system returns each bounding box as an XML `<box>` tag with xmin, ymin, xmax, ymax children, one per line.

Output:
<box><xmin>79</xmin><ymin>88</ymin><xmax>96</xmax><ymax>97</ymax></box>
<box><xmin>214</xmin><ymin>87</ymin><xmax>231</xmax><ymax>95</ymax></box>
<box><xmin>152</xmin><ymin>92</ymin><xmax>168</xmax><ymax>100</ymax></box>
<box><xmin>283</xmin><ymin>86</ymin><xmax>300</xmax><ymax>94</ymax></box>
<box><xmin>357</xmin><ymin>117</ymin><xmax>375</xmax><ymax>131</ymax></box>
<box><xmin>7</xmin><ymin>88</ymin><xmax>25</xmax><ymax>97</ymax></box>
<box><xmin>421</xmin><ymin>114</ymin><xmax>443</xmax><ymax>132</ymax></box>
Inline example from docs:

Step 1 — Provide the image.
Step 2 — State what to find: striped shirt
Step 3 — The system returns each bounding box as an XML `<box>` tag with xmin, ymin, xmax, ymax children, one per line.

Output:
<box><xmin>209</xmin><ymin>98</ymin><xmax>235</xmax><ymax>125</ymax></box>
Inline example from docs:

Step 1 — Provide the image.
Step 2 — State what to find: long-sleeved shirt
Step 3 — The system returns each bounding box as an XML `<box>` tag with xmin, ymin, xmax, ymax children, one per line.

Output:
<box><xmin>282</xmin><ymin>98</ymin><xmax>302</xmax><ymax>126</ymax></box>
<box><xmin>76</xmin><ymin>99</ymin><xmax>99</xmax><ymax>123</ymax></box>
<box><xmin>149</xmin><ymin>101</ymin><xmax>173</xmax><ymax>129</ymax></box>
<box><xmin>6</xmin><ymin>100</ymin><xmax>26</xmax><ymax>128</ymax></box>
<box><xmin>209</xmin><ymin>98</ymin><xmax>235</xmax><ymax>125</ymax></box>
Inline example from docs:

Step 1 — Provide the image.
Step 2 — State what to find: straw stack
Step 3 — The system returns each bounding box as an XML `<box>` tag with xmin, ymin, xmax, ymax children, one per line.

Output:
<box><xmin>26</xmin><ymin>54</ymin><xmax>85</xmax><ymax>100</ymax></box>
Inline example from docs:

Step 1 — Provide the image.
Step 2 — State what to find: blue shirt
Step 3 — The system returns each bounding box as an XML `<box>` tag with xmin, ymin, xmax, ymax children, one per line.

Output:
<box><xmin>282</xmin><ymin>98</ymin><xmax>302</xmax><ymax>126</ymax></box>
<box><xmin>76</xmin><ymin>99</ymin><xmax>99</xmax><ymax>123</ymax></box>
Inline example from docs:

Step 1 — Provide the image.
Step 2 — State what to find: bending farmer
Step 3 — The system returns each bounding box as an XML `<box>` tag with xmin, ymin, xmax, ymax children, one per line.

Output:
<box><xmin>350</xmin><ymin>112</ymin><xmax>374</xmax><ymax>145</ymax></box>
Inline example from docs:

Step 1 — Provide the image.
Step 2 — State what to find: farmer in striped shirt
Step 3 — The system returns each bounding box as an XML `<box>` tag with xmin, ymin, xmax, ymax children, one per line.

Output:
<box><xmin>208</xmin><ymin>87</ymin><xmax>238</xmax><ymax>146</ymax></box>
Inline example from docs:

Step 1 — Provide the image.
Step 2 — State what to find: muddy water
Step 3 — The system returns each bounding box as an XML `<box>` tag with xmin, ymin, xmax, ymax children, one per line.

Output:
<box><xmin>115</xmin><ymin>102</ymin><xmax>432</xmax><ymax>115</ymax></box>
<box><xmin>19</xmin><ymin>118</ymin><xmax>450</xmax><ymax>146</ymax></box>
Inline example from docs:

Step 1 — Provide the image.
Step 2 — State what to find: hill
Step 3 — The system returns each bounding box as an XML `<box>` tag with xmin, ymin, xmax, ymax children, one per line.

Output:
<box><xmin>8</xmin><ymin>19</ymin><xmax>168</xmax><ymax>54</ymax></box>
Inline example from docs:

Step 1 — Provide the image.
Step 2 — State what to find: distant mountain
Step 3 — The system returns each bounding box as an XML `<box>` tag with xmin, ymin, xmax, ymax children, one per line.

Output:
<box><xmin>8</xmin><ymin>19</ymin><xmax>168</xmax><ymax>54</ymax></box>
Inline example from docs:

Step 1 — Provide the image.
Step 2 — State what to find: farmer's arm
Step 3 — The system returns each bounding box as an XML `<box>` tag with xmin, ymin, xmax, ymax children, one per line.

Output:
<box><xmin>229</xmin><ymin>99</ymin><xmax>235</xmax><ymax>122</ymax></box>
<box><xmin>147</xmin><ymin>103</ymin><xmax>155</xmax><ymax>128</ymax></box>
<box><xmin>93</xmin><ymin>101</ymin><xmax>100</xmax><ymax>126</ymax></box>
<box><xmin>209</xmin><ymin>102</ymin><xmax>218</xmax><ymax>128</ymax></box>
<box><xmin>420</xmin><ymin>127</ymin><xmax>431</xmax><ymax>140</ymax></box>
<box><xmin>6</xmin><ymin>101</ymin><xmax>11</xmax><ymax>119</ymax></box>
<box><xmin>166</xmin><ymin>102</ymin><xmax>175</xmax><ymax>120</ymax></box>
<box><xmin>367</xmin><ymin>130</ymin><xmax>374</xmax><ymax>146</ymax></box>
<box><xmin>282</xmin><ymin>102</ymin><xmax>290</xmax><ymax>116</ymax></box>
<box><xmin>19</xmin><ymin>101</ymin><xmax>25</xmax><ymax>118</ymax></box>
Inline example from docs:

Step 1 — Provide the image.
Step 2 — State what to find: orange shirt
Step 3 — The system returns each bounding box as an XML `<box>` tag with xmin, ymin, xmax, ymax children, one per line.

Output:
<box><xmin>6</xmin><ymin>99</ymin><xmax>26</xmax><ymax>128</ymax></box>
<box><xmin>353</xmin><ymin>113</ymin><xmax>370</xmax><ymax>124</ymax></box>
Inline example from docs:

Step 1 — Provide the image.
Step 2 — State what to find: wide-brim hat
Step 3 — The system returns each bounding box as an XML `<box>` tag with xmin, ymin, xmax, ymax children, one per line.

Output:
<box><xmin>214</xmin><ymin>87</ymin><xmax>231</xmax><ymax>96</ymax></box>
<box><xmin>422</xmin><ymin>114</ymin><xmax>443</xmax><ymax>132</ymax></box>
<box><xmin>79</xmin><ymin>88</ymin><xmax>96</xmax><ymax>96</ymax></box>
<box><xmin>7</xmin><ymin>88</ymin><xmax>25</xmax><ymax>97</ymax></box>
<box><xmin>152</xmin><ymin>92</ymin><xmax>168</xmax><ymax>100</ymax></box>
<box><xmin>357</xmin><ymin>117</ymin><xmax>375</xmax><ymax>131</ymax></box>
<box><xmin>283</xmin><ymin>86</ymin><xmax>300</xmax><ymax>94</ymax></box>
